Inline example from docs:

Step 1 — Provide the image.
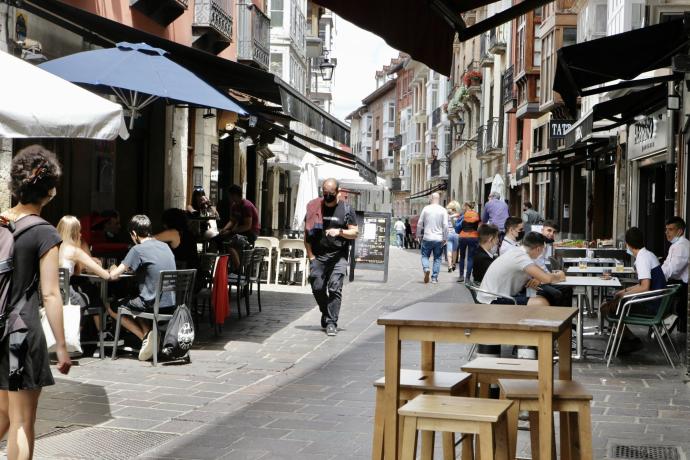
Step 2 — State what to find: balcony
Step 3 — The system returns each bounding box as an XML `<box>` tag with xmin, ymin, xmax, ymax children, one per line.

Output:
<box><xmin>130</xmin><ymin>0</ymin><xmax>187</xmax><ymax>26</ymax></box>
<box><xmin>383</xmin><ymin>121</ymin><xmax>396</xmax><ymax>139</ymax></box>
<box><xmin>237</xmin><ymin>3</ymin><xmax>270</xmax><ymax>70</ymax></box>
<box><xmin>479</xmin><ymin>35</ymin><xmax>493</xmax><ymax>68</ymax></box>
<box><xmin>432</xmin><ymin>107</ymin><xmax>442</xmax><ymax>127</ymax></box>
<box><xmin>503</xmin><ymin>66</ymin><xmax>517</xmax><ymax>112</ymax></box>
<box><xmin>430</xmin><ymin>159</ymin><xmax>441</xmax><ymax>178</ymax></box>
<box><xmin>410</xmin><ymin>141</ymin><xmax>424</xmax><ymax>160</ymax></box>
<box><xmin>193</xmin><ymin>0</ymin><xmax>233</xmax><ymax>54</ymax></box>
<box><xmin>391</xmin><ymin>177</ymin><xmax>411</xmax><ymax>192</ymax></box>
<box><xmin>463</xmin><ymin>61</ymin><xmax>482</xmax><ymax>98</ymax></box>
<box><xmin>371</xmin><ymin>158</ymin><xmax>394</xmax><ymax>173</ymax></box>
<box><xmin>489</xmin><ymin>27</ymin><xmax>507</xmax><ymax>54</ymax></box>
<box><xmin>476</xmin><ymin>117</ymin><xmax>503</xmax><ymax>160</ymax></box>
<box><xmin>516</xmin><ymin>101</ymin><xmax>542</xmax><ymax>120</ymax></box>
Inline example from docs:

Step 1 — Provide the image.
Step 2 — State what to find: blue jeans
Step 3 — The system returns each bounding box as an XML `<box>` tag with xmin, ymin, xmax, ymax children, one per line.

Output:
<box><xmin>458</xmin><ymin>237</ymin><xmax>479</xmax><ymax>279</ymax></box>
<box><xmin>421</xmin><ymin>240</ymin><xmax>444</xmax><ymax>280</ymax></box>
<box><xmin>396</xmin><ymin>232</ymin><xmax>405</xmax><ymax>248</ymax></box>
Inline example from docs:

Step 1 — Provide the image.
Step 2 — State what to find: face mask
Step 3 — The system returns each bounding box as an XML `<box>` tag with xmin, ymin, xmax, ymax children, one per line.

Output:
<box><xmin>544</xmin><ymin>237</ymin><xmax>555</xmax><ymax>244</ymax></box>
<box><xmin>626</xmin><ymin>248</ymin><xmax>633</xmax><ymax>256</ymax></box>
<box><xmin>490</xmin><ymin>244</ymin><xmax>498</xmax><ymax>256</ymax></box>
<box><xmin>671</xmin><ymin>236</ymin><xmax>681</xmax><ymax>244</ymax></box>
<box><xmin>516</xmin><ymin>230</ymin><xmax>525</xmax><ymax>241</ymax></box>
<box><xmin>323</xmin><ymin>193</ymin><xmax>337</xmax><ymax>203</ymax></box>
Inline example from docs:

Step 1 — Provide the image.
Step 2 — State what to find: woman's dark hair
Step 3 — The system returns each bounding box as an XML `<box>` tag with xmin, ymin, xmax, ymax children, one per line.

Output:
<box><xmin>162</xmin><ymin>208</ymin><xmax>190</xmax><ymax>234</ymax></box>
<box><xmin>625</xmin><ymin>227</ymin><xmax>644</xmax><ymax>250</ymax></box>
<box><xmin>10</xmin><ymin>144</ymin><xmax>62</xmax><ymax>205</ymax></box>
<box><xmin>191</xmin><ymin>187</ymin><xmax>207</xmax><ymax>211</ymax></box>
<box><xmin>128</xmin><ymin>215</ymin><xmax>152</xmax><ymax>238</ymax></box>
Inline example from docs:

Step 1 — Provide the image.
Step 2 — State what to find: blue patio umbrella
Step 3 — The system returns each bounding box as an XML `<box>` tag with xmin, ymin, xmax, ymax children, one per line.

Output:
<box><xmin>40</xmin><ymin>42</ymin><xmax>247</xmax><ymax>129</ymax></box>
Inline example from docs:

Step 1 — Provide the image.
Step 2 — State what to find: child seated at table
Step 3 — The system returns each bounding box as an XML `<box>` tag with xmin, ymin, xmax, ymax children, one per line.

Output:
<box><xmin>57</xmin><ymin>215</ymin><xmax>110</xmax><ymax>331</ymax></box>
<box><xmin>600</xmin><ymin>227</ymin><xmax>666</xmax><ymax>354</ymax></box>
<box><xmin>108</xmin><ymin>215</ymin><xmax>176</xmax><ymax>361</ymax></box>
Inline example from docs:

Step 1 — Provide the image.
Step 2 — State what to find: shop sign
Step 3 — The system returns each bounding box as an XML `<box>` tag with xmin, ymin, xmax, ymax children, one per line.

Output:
<box><xmin>549</xmin><ymin>120</ymin><xmax>574</xmax><ymax>140</ymax></box>
<box><xmin>565</xmin><ymin>113</ymin><xmax>593</xmax><ymax>147</ymax></box>
<box><xmin>628</xmin><ymin>111</ymin><xmax>667</xmax><ymax>160</ymax></box>
<box><xmin>516</xmin><ymin>163</ymin><xmax>529</xmax><ymax>181</ymax></box>
<box><xmin>357</xmin><ymin>161</ymin><xmax>378</xmax><ymax>185</ymax></box>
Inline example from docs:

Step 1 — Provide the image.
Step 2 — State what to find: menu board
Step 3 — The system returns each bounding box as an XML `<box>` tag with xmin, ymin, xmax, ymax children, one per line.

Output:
<box><xmin>350</xmin><ymin>211</ymin><xmax>391</xmax><ymax>282</ymax></box>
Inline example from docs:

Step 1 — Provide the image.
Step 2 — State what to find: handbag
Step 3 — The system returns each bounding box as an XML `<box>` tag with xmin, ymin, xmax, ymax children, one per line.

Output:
<box><xmin>41</xmin><ymin>303</ymin><xmax>82</xmax><ymax>354</ymax></box>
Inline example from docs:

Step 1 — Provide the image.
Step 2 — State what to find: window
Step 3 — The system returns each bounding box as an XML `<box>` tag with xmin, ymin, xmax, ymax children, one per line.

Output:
<box><xmin>533</xmin><ymin>37</ymin><xmax>542</xmax><ymax>67</ymax></box>
<box><xmin>631</xmin><ymin>3</ymin><xmax>644</xmax><ymax>29</ymax></box>
<box><xmin>595</xmin><ymin>3</ymin><xmax>608</xmax><ymax>36</ymax></box>
<box><xmin>270</xmin><ymin>54</ymin><xmax>283</xmax><ymax>77</ymax></box>
<box><xmin>517</xmin><ymin>15</ymin><xmax>526</xmax><ymax>73</ymax></box>
<box><xmin>270</xmin><ymin>0</ymin><xmax>283</xmax><ymax>27</ymax></box>
<box><xmin>563</xmin><ymin>27</ymin><xmax>577</xmax><ymax>47</ymax></box>
<box><xmin>533</xmin><ymin>125</ymin><xmax>544</xmax><ymax>152</ymax></box>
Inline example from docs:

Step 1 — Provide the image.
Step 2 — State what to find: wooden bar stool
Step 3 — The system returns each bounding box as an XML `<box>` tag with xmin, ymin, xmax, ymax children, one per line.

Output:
<box><xmin>372</xmin><ymin>370</ymin><xmax>473</xmax><ymax>460</ymax></box>
<box><xmin>461</xmin><ymin>357</ymin><xmax>539</xmax><ymax>398</ymax></box>
<box><xmin>398</xmin><ymin>394</ymin><xmax>515</xmax><ymax>460</ymax></box>
<box><xmin>498</xmin><ymin>379</ymin><xmax>593</xmax><ymax>460</ymax></box>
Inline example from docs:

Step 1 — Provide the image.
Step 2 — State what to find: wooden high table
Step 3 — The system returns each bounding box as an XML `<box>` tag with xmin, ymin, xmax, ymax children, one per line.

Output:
<box><xmin>378</xmin><ymin>303</ymin><xmax>577</xmax><ymax>460</ymax></box>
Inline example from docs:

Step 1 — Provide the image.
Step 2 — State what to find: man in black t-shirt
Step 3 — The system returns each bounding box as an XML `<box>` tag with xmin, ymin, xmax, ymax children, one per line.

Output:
<box><xmin>304</xmin><ymin>178</ymin><xmax>359</xmax><ymax>336</ymax></box>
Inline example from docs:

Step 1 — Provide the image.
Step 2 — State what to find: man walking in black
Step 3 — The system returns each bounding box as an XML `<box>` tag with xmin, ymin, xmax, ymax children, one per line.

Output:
<box><xmin>304</xmin><ymin>178</ymin><xmax>359</xmax><ymax>336</ymax></box>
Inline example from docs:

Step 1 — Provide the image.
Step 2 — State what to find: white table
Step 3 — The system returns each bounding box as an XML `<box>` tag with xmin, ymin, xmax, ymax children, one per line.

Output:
<box><xmin>567</xmin><ymin>266</ymin><xmax>635</xmax><ymax>275</ymax></box>
<box><xmin>557</xmin><ymin>275</ymin><xmax>621</xmax><ymax>359</ymax></box>
<box><xmin>562</xmin><ymin>257</ymin><xmax>619</xmax><ymax>266</ymax></box>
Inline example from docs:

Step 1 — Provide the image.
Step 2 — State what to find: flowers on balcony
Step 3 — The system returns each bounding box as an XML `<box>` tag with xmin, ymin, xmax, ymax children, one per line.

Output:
<box><xmin>463</xmin><ymin>70</ymin><xmax>482</xmax><ymax>87</ymax></box>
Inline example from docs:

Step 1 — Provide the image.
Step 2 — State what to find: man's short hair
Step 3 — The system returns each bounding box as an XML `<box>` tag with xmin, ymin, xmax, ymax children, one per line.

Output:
<box><xmin>323</xmin><ymin>178</ymin><xmax>339</xmax><ymax>189</ymax></box>
<box><xmin>505</xmin><ymin>216</ymin><xmax>523</xmax><ymax>231</ymax></box>
<box><xmin>666</xmin><ymin>216</ymin><xmax>686</xmax><ymax>231</ymax></box>
<box><xmin>524</xmin><ymin>201</ymin><xmax>533</xmax><ymax>209</ymax></box>
<box><xmin>228</xmin><ymin>184</ymin><xmax>243</xmax><ymax>197</ymax></box>
<box><xmin>478</xmin><ymin>224</ymin><xmax>499</xmax><ymax>244</ymax></box>
<box><xmin>625</xmin><ymin>227</ymin><xmax>645</xmax><ymax>250</ymax></box>
<box><xmin>128</xmin><ymin>215</ymin><xmax>152</xmax><ymax>238</ymax></box>
<box><xmin>542</xmin><ymin>220</ymin><xmax>559</xmax><ymax>232</ymax></box>
<box><xmin>522</xmin><ymin>232</ymin><xmax>546</xmax><ymax>249</ymax></box>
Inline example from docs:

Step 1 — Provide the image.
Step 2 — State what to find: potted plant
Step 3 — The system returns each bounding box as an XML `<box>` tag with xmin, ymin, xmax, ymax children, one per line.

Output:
<box><xmin>463</xmin><ymin>70</ymin><xmax>482</xmax><ymax>87</ymax></box>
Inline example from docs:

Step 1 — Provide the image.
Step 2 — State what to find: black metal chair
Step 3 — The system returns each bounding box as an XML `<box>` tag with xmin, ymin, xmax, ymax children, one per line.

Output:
<box><xmin>228</xmin><ymin>249</ymin><xmax>254</xmax><ymax>317</ymax></box>
<box><xmin>195</xmin><ymin>253</ymin><xmax>219</xmax><ymax>328</ymax></box>
<box><xmin>111</xmin><ymin>269</ymin><xmax>197</xmax><ymax>366</ymax></box>
<box><xmin>248</xmin><ymin>248</ymin><xmax>267</xmax><ymax>313</ymax></box>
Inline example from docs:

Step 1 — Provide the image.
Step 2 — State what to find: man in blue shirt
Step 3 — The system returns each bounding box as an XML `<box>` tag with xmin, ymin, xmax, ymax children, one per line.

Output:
<box><xmin>482</xmin><ymin>192</ymin><xmax>509</xmax><ymax>235</ymax></box>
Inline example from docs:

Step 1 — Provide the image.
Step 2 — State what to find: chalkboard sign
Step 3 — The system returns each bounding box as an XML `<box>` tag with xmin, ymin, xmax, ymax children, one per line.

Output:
<box><xmin>349</xmin><ymin>211</ymin><xmax>391</xmax><ymax>282</ymax></box>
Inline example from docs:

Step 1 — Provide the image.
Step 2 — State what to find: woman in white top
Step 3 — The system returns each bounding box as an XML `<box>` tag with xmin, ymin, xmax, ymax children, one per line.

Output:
<box><xmin>57</xmin><ymin>216</ymin><xmax>112</xmax><ymax>333</ymax></box>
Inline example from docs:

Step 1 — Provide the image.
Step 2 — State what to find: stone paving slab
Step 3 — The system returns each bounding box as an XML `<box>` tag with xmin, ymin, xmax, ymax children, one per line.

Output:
<box><xmin>3</xmin><ymin>247</ymin><xmax>688</xmax><ymax>459</ymax></box>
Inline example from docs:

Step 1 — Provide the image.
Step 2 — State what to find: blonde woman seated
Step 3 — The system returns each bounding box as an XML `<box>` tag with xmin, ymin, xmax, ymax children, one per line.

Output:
<box><xmin>57</xmin><ymin>216</ymin><xmax>112</xmax><ymax>331</ymax></box>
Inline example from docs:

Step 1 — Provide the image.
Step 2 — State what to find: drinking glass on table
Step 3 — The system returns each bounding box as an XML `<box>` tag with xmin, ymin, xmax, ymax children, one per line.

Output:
<box><xmin>602</xmin><ymin>268</ymin><xmax>612</xmax><ymax>280</ymax></box>
<box><xmin>578</xmin><ymin>259</ymin><xmax>587</xmax><ymax>270</ymax></box>
<box><xmin>614</xmin><ymin>259</ymin><xmax>624</xmax><ymax>272</ymax></box>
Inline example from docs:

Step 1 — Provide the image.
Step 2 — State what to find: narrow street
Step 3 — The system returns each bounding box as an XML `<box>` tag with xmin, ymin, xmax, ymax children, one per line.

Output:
<box><xmin>13</xmin><ymin>248</ymin><xmax>690</xmax><ymax>459</ymax></box>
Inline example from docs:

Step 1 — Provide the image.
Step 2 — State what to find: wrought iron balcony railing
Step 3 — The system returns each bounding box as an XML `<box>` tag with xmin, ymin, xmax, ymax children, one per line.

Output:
<box><xmin>237</xmin><ymin>2</ymin><xmax>270</xmax><ymax>70</ymax></box>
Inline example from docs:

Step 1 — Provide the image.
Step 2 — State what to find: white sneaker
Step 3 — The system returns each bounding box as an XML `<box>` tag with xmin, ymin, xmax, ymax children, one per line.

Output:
<box><xmin>138</xmin><ymin>332</ymin><xmax>155</xmax><ymax>361</ymax></box>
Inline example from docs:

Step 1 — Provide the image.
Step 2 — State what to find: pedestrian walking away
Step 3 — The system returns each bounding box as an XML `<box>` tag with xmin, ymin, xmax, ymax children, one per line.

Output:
<box><xmin>416</xmin><ymin>192</ymin><xmax>448</xmax><ymax>284</ymax></box>
<box><xmin>482</xmin><ymin>192</ymin><xmax>509</xmax><ymax>237</ymax></box>
<box><xmin>304</xmin><ymin>178</ymin><xmax>359</xmax><ymax>336</ymax></box>
<box><xmin>522</xmin><ymin>201</ymin><xmax>542</xmax><ymax>234</ymax></box>
<box><xmin>393</xmin><ymin>217</ymin><xmax>406</xmax><ymax>248</ymax></box>
<box><xmin>445</xmin><ymin>201</ymin><xmax>461</xmax><ymax>273</ymax></box>
<box><xmin>457</xmin><ymin>201</ymin><xmax>480</xmax><ymax>282</ymax></box>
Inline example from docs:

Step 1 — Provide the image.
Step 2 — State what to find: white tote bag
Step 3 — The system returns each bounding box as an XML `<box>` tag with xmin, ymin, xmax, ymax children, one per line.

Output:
<box><xmin>41</xmin><ymin>303</ymin><xmax>82</xmax><ymax>354</ymax></box>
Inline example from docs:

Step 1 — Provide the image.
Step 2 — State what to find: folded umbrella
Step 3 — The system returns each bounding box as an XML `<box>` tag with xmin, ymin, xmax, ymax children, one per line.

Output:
<box><xmin>40</xmin><ymin>42</ymin><xmax>247</xmax><ymax>129</ymax></box>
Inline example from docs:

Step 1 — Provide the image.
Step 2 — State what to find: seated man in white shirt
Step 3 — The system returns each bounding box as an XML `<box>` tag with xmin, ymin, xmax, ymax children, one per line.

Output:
<box><xmin>534</xmin><ymin>220</ymin><xmax>573</xmax><ymax>307</ymax></box>
<box><xmin>499</xmin><ymin>216</ymin><xmax>524</xmax><ymax>255</ymax></box>
<box><xmin>478</xmin><ymin>232</ymin><xmax>566</xmax><ymax>305</ymax></box>
<box><xmin>662</xmin><ymin>216</ymin><xmax>689</xmax><ymax>333</ymax></box>
<box><xmin>600</xmin><ymin>227</ymin><xmax>667</xmax><ymax>353</ymax></box>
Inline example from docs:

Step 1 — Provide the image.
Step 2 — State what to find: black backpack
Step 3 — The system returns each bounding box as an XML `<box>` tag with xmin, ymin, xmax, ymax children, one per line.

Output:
<box><xmin>0</xmin><ymin>215</ymin><xmax>50</xmax><ymax>338</ymax></box>
<box><xmin>160</xmin><ymin>304</ymin><xmax>195</xmax><ymax>361</ymax></box>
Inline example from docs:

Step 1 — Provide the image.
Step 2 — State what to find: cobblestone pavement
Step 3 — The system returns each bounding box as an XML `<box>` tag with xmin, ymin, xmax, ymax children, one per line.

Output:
<box><xmin>14</xmin><ymin>248</ymin><xmax>690</xmax><ymax>459</ymax></box>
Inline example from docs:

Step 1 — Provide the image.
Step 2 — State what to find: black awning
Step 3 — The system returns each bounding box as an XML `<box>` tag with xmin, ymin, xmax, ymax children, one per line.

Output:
<box><xmin>22</xmin><ymin>0</ymin><xmax>350</xmax><ymax>144</ymax></box>
<box><xmin>592</xmin><ymin>84</ymin><xmax>667</xmax><ymax>127</ymax></box>
<box><xmin>553</xmin><ymin>15</ymin><xmax>690</xmax><ymax>115</ymax></box>
<box><xmin>528</xmin><ymin>139</ymin><xmax>610</xmax><ymax>172</ymax></box>
<box><xmin>315</xmin><ymin>0</ymin><xmax>556</xmax><ymax>76</ymax></box>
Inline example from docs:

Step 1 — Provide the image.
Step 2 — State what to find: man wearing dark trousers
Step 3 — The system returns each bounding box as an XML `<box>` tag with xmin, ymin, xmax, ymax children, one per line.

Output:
<box><xmin>304</xmin><ymin>178</ymin><xmax>359</xmax><ymax>336</ymax></box>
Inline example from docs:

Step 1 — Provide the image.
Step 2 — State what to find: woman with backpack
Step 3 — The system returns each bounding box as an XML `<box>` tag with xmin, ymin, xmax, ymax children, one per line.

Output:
<box><xmin>0</xmin><ymin>145</ymin><xmax>71</xmax><ymax>459</ymax></box>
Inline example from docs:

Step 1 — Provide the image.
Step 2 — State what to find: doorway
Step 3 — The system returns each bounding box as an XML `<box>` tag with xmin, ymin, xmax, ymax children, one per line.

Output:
<box><xmin>637</xmin><ymin>162</ymin><xmax>666</xmax><ymax>256</ymax></box>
